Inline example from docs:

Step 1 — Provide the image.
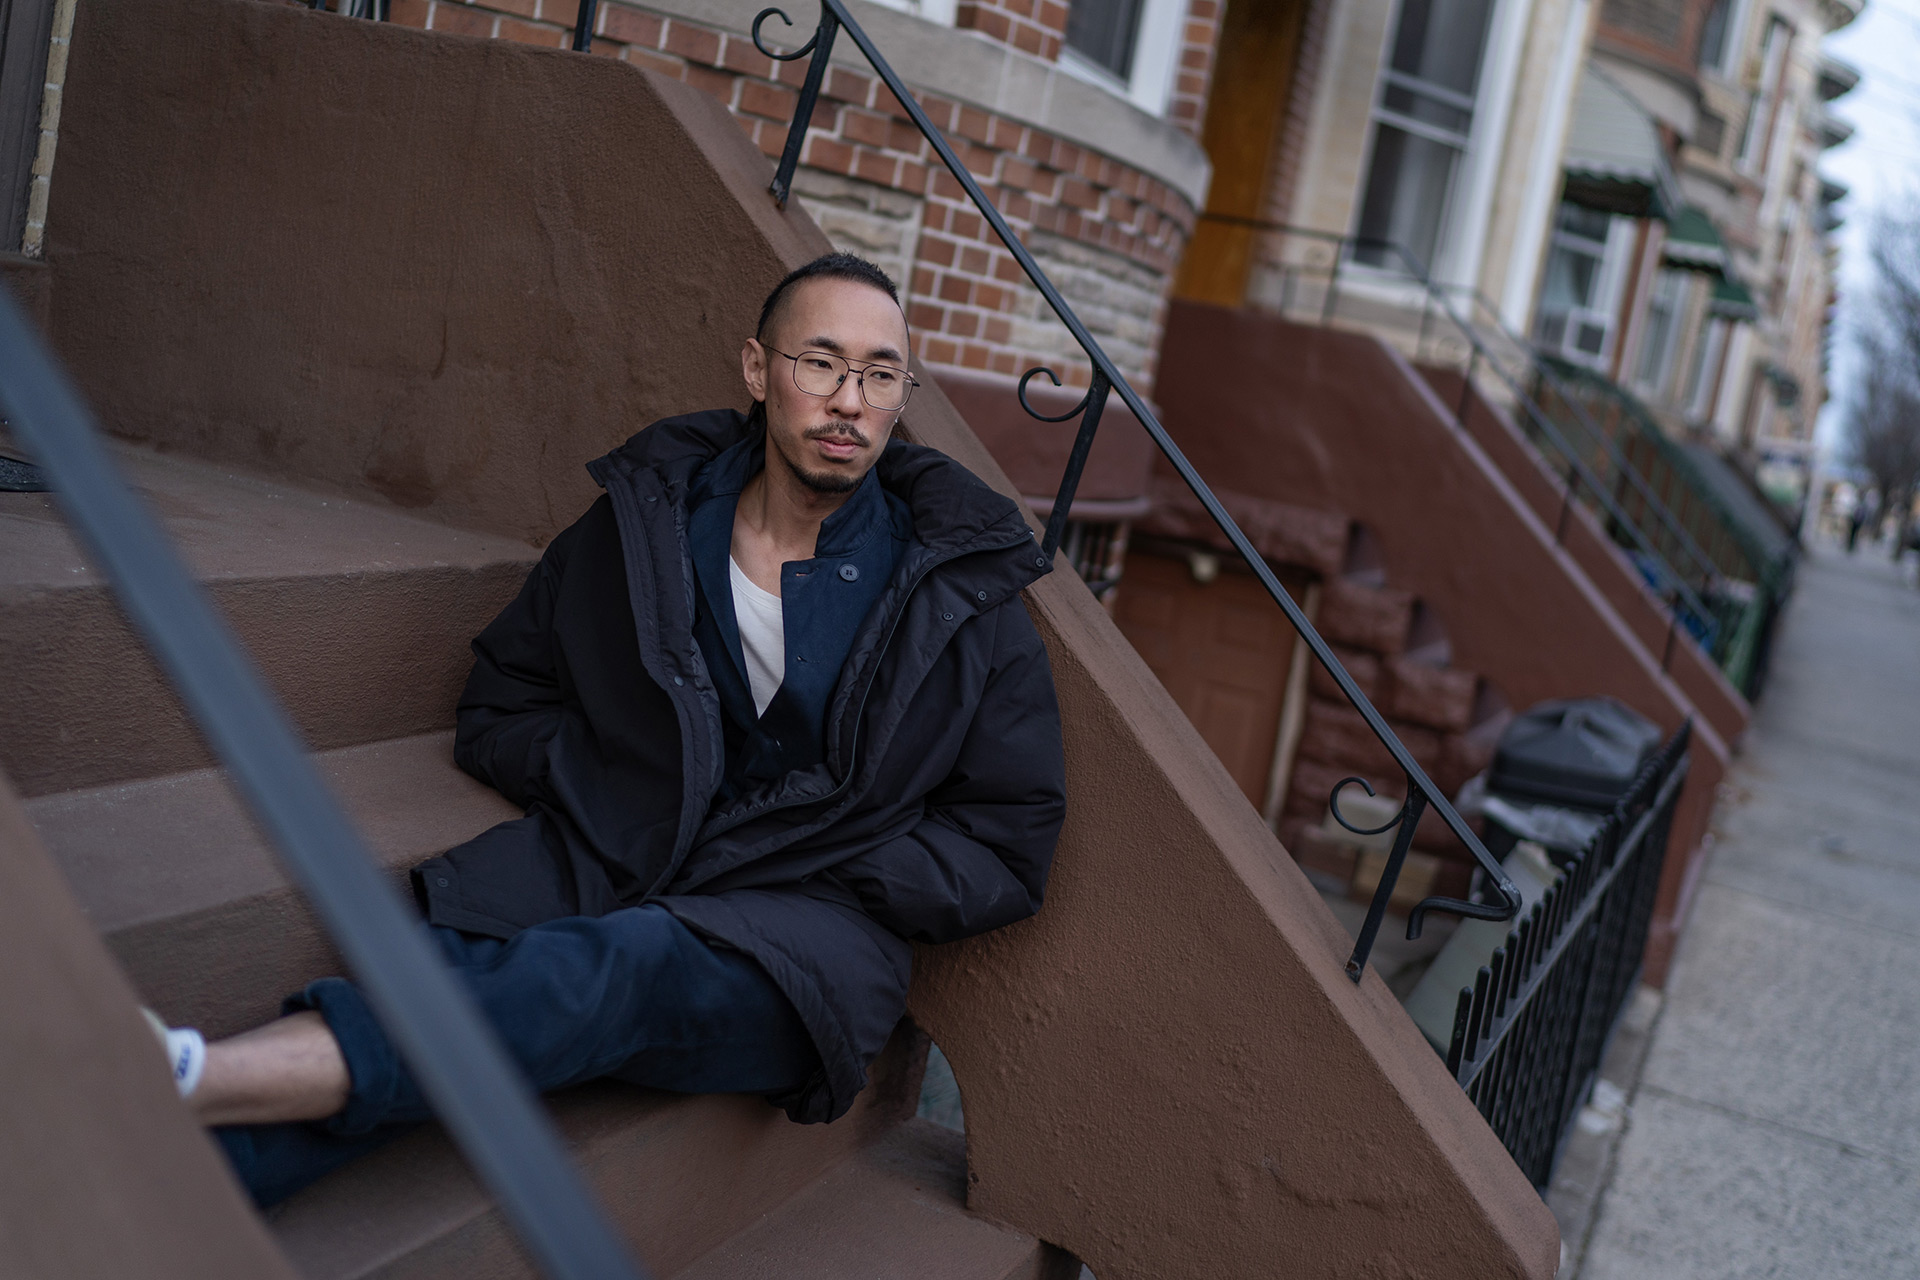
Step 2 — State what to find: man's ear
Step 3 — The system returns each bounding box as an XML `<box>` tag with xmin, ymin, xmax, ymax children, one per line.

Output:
<box><xmin>741</xmin><ymin>337</ymin><xmax>769</xmax><ymax>404</ymax></box>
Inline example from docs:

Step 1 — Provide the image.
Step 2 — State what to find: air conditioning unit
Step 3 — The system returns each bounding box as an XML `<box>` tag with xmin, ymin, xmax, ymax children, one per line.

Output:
<box><xmin>1535</xmin><ymin>306</ymin><xmax>1613</xmax><ymax>368</ymax></box>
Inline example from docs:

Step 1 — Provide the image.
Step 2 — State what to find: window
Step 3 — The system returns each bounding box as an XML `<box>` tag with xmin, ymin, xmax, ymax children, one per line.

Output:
<box><xmin>1683</xmin><ymin>316</ymin><xmax>1728</xmax><ymax>419</ymax></box>
<box><xmin>1057</xmin><ymin>0</ymin><xmax>1189</xmax><ymax>117</ymax></box>
<box><xmin>1735</xmin><ymin>17</ymin><xmax>1791</xmax><ymax>173</ymax></box>
<box><xmin>1694</xmin><ymin>110</ymin><xmax>1727</xmax><ymax>157</ymax></box>
<box><xmin>1634</xmin><ymin>269</ymin><xmax>1689</xmax><ymax>396</ymax></box>
<box><xmin>1534</xmin><ymin>202</ymin><xmax>1624</xmax><ymax>367</ymax></box>
<box><xmin>1066</xmin><ymin>0</ymin><xmax>1147</xmax><ymax>80</ymax></box>
<box><xmin>1353</xmin><ymin>0</ymin><xmax>1500</xmax><ymax>274</ymax></box>
<box><xmin>1697</xmin><ymin>0</ymin><xmax>1734</xmax><ymax>72</ymax></box>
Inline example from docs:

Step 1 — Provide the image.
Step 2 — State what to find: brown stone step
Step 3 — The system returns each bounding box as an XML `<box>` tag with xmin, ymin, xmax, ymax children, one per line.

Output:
<box><xmin>25</xmin><ymin>731</ymin><xmax>518</xmax><ymax>1039</ymax></box>
<box><xmin>269</xmin><ymin>1106</ymin><xmax>1054</xmax><ymax>1280</ymax></box>
<box><xmin>0</xmin><ymin>444</ymin><xmax>539</xmax><ymax>797</ymax></box>
<box><xmin>27</xmin><ymin>724</ymin><xmax>940</xmax><ymax>1277</ymax></box>
<box><xmin>672</xmin><ymin>1119</ymin><xmax>1071</xmax><ymax>1280</ymax></box>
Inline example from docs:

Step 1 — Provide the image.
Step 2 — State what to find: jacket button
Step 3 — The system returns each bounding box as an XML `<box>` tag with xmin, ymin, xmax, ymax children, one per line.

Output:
<box><xmin>672</xmin><ymin>675</ymin><xmax>684</xmax><ymax>686</ymax></box>
<box><xmin>977</xmin><ymin>590</ymin><xmax>988</xmax><ymax>601</ymax></box>
<box><xmin>839</xmin><ymin>563</ymin><xmax>860</xmax><ymax>582</ymax></box>
<box><xmin>942</xmin><ymin>611</ymin><xmax>953</xmax><ymax>621</ymax></box>
<box><xmin>646</xmin><ymin>495</ymin><xmax>657</xmax><ymax>503</ymax></box>
<box><xmin>437</xmin><ymin>877</ymin><xmax>450</xmax><ymax>888</ymax></box>
<box><xmin>1035</xmin><ymin>555</ymin><xmax>1047</xmax><ymax>567</ymax></box>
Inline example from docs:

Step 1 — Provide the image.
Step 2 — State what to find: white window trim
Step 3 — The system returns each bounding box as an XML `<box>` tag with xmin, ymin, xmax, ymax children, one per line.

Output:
<box><xmin>1698</xmin><ymin>0</ymin><xmax>1753</xmax><ymax>79</ymax></box>
<box><xmin>1054</xmin><ymin>0</ymin><xmax>1188</xmax><ymax>117</ymax></box>
<box><xmin>1351</xmin><ymin>0</ymin><xmax>1532</xmax><ymax>288</ymax></box>
<box><xmin>1498</xmin><ymin>0</ymin><xmax>1591</xmax><ymax>330</ymax></box>
<box><xmin>1444</xmin><ymin>0</ymin><xmax>1536</xmax><ymax>291</ymax></box>
<box><xmin>1736</xmin><ymin>17</ymin><xmax>1790</xmax><ymax>174</ymax></box>
<box><xmin>1535</xmin><ymin>211</ymin><xmax>1636</xmax><ymax>369</ymax></box>
<box><xmin>1632</xmin><ymin>268</ymin><xmax>1689</xmax><ymax>397</ymax></box>
<box><xmin>1685</xmin><ymin>315</ymin><xmax>1729</xmax><ymax>419</ymax></box>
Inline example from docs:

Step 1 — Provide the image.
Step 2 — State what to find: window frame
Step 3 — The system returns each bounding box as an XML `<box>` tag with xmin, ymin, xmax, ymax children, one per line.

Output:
<box><xmin>1348</xmin><ymin>0</ymin><xmax>1522</xmax><ymax>285</ymax></box>
<box><xmin>1532</xmin><ymin>201</ymin><xmax>1636</xmax><ymax>370</ymax></box>
<box><xmin>1056</xmin><ymin>0</ymin><xmax>1191</xmax><ymax>117</ymax></box>
<box><xmin>1735</xmin><ymin>16</ymin><xmax>1792</xmax><ymax>175</ymax></box>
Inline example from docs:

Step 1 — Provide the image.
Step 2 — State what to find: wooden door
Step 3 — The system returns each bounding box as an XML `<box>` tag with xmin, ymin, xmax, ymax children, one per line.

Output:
<box><xmin>1113</xmin><ymin>550</ymin><xmax>1309</xmax><ymax>808</ymax></box>
<box><xmin>1172</xmin><ymin>0</ymin><xmax>1311</xmax><ymax>307</ymax></box>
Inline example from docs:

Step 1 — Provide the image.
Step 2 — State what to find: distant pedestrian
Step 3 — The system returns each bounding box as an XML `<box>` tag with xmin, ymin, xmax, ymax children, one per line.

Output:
<box><xmin>1847</xmin><ymin>502</ymin><xmax>1867</xmax><ymax>552</ymax></box>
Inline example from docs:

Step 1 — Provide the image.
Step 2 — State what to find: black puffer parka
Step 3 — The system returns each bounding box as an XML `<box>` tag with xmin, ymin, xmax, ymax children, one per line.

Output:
<box><xmin>411</xmin><ymin>409</ymin><xmax>1067</xmax><ymax>1122</ymax></box>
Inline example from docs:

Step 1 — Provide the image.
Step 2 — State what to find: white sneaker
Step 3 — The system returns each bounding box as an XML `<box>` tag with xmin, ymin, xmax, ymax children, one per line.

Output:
<box><xmin>141</xmin><ymin>1007</ymin><xmax>206</xmax><ymax>1099</ymax></box>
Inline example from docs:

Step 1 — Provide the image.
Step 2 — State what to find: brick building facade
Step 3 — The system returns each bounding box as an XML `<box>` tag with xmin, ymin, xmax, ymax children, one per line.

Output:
<box><xmin>379</xmin><ymin>0</ymin><xmax>1222</xmax><ymax>394</ymax></box>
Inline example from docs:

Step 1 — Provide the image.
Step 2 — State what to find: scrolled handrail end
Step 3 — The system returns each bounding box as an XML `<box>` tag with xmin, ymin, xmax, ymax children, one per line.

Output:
<box><xmin>1329</xmin><ymin>775</ymin><xmax>1408</xmax><ymax>838</ymax></box>
<box><xmin>1018</xmin><ymin>365</ymin><xmax>1092</xmax><ymax>424</ymax></box>
<box><xmin>751</xmin><ymin>5</ymin><xmax>819</xmax><ymax>59</ymax></box>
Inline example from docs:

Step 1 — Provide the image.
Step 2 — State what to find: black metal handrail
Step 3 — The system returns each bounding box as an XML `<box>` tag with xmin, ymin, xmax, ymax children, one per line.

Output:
<box><xmin>743</xmin><ymin>0</ymin><xmax>1521</xmax><ymax>979</ymax></box>
<box><xmin>1194</xmin><ymin>214</ymin><xmax>1727</xmax><ymax>665</ymax></box>
<box><xmin>1387</xmin><ymin>275</ymin><xmax>1735</xmax><ymax>601</ymax></box>
<box><xmin>1308</xmin><ymin>240</ymin><xmax>1734</xmax><ymax>606</ymax></box>
<box><xmin>0</xmin><ymin>296</ymin><xmax>649</xmax><ymax>1279</ymax></box>
<box><xmin>1447</xmin><ymin>722</ymin><xmax>1690</xmax><ymax>1186</ymax></box>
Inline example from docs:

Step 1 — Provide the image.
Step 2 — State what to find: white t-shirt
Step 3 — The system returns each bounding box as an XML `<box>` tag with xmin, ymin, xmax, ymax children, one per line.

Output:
<box><xmin>728</xmin><ymin>556</ymin><xmax>785</xmax><ymax>718</ymax></box>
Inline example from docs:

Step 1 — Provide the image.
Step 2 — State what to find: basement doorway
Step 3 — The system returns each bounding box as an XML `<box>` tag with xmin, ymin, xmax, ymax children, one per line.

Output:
<box><xmin>1112</xmin><ymin>542</ymin><xmax>1313</xmax><ymax>816</ymax></box>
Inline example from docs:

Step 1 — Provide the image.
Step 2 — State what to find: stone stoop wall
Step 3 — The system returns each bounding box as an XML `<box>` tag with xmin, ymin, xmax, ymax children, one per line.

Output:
<box><xmin>364</xmin><ymin>0</ymin><xmax>1210</xmax><ymax>393</ymax></box>
<box><xmin>1132</xmin><ymin>479</ymin><xmax>1505</xmax><ymax>879</ymax></box>
<box><xmin>1420</xmin><ymin>365</ymin><xmax>1752</xmax><ymax>753</ymax></box>
<box><xmin>0</xmin><ymin>775</ymin><xmax>300</xmax><ymax>1280</ymax></box>
<box><xmin>1158</xmin><ymin>301</ymin><xmax>1734</xmax><ymax>988</ymax></box>
<box><xmin>1281</xmin><ymin>580</ymin><xmax>1505</xmax><ymax>872</ymax></box>
<box><xmin>41</xmin><ymin>2</ymin><xmax>1559</xmax><ymax>1272</ymax></box>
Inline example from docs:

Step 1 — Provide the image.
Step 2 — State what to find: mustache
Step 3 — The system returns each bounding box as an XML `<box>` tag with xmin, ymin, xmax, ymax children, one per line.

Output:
<box><xmin>803</xmin><ymin>424</ymin><xmax>871</xmax><ymax>448</ymax></box>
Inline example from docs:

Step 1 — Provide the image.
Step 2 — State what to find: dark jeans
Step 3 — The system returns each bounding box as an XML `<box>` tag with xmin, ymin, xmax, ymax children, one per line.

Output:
<box><xmin>216</xmin><ymin>904</ymin><xmax>819</xmax><ymax>1208</ymax></box>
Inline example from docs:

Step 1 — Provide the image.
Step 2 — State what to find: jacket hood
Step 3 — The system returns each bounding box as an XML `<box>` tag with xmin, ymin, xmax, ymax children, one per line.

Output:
<box><xmin>588</xmin><ymin>409</ymin><xmax>1040</xmax><ymax>563</ymax></box>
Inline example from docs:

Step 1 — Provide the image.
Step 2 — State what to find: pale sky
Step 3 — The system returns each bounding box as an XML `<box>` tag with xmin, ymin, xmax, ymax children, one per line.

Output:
<box><xmin>1814</xmin><ymin>0</ymin><xmax>1920</xmax><ymax>457</ymax></box>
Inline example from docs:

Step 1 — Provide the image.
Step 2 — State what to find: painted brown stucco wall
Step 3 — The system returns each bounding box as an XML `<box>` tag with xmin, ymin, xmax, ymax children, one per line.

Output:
<box><xmin>0</xmin><ymin>772</ymin><xmax>298</xmax><ymax>1280</ymax></box>
<box><xmin>41</xmin><ymin>0</ymin><xmax>1557</xmax><ymax>1272</ymax></box>
<box><xmin>1158</xmin><ymin>301</ymin><xmax>1730</xmax><ymax>986</ymax></box>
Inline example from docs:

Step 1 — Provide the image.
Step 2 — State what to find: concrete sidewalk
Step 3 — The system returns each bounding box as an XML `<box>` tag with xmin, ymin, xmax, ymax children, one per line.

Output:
<box><xmin>1565</xmin><ymin>538</ymin><xmax>1920</xmax><ymax>1278</ymax></box>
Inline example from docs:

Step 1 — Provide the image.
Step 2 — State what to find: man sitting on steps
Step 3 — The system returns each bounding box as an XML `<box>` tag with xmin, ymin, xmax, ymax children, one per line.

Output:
<box><xmin>154</xmin><ymin>252</ymin><xmax>1068</xmax><ymax>1207</ymax></box>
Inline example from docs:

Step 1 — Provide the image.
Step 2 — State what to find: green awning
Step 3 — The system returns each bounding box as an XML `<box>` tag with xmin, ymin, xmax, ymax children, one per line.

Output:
<box><xmin>1710</xmin><ymin>274</ymin><xmax>1759</xmax><ymax>320</ymax></box>
<box><xmin>1561</xmin><ymin>64</ymin><xmax>1683</xmax><ymax>220</ymax></box>
<box><xmin>1663</xmin><ymin>206</ymin><xmax>1729</xmax><ymax>273</ymax></box>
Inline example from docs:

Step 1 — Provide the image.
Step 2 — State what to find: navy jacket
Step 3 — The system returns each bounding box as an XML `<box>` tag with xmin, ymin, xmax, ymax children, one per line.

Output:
<box><xmin>412</xmin><ymin>409</ymin><xmax>1067</xmax><ymax>1122</ymax></box>
<box><xmin>685</xmin><ymin>433</ymin><xmax>910</xmax><ymax>795</ymax></box>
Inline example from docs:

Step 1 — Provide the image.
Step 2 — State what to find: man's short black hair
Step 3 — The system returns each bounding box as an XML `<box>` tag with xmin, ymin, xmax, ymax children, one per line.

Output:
<box><xmin>756</xmin><ymin>252</ymin><xmax>903</xmax><ymax>342</ymax></box>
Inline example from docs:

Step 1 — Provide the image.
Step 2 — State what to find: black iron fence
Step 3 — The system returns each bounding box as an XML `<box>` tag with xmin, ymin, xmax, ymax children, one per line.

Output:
<box><xmin>1447</xmin><ymin>723</ymin><xmax>1691</xmax><ymax>1187</ymax></box>
<box><xmin>747</xmin><ymin>0</ymin><xmax>1522</xmax><ymax>980</ymax></box>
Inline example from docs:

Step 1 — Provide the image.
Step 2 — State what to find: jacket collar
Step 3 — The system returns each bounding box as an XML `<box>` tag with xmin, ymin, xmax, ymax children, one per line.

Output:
<box><xmin>589</xmin><ymin>408</ymin><xmax>1038</xmax><ymax>570</ymax></box>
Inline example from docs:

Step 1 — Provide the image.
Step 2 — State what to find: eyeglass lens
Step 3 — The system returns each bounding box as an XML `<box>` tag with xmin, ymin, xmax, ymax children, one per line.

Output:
<box><xmin>789</xmin><ymin>351</ymin><xmax>912</xmax><ymax>411</ymax></box>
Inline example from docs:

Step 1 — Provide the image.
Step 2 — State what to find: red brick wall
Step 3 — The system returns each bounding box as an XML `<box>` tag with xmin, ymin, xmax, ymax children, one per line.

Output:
<box><xmin>1164</xmin><ymin>0</ymin><xmax>1223</xmax><ymax>139</ymax></box>
<box><xmin>377</xmin><ymin>1</ymin><xmax>1197</xmax><ymax>390</ymax></box>
<box><xmin>955</xmin><ymin>0</ymin><xmax>1068</xmax><ymax>60</ymax></box>
<box><xmin>1261</xmin><ymin>0</ymin><xmax>1330</xmax><ymax>228</ymax></box>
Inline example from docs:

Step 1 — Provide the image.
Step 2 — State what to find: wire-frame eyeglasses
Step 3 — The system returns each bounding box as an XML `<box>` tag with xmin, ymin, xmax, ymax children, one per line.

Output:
<box><xmin>764</xmin><ymin>345</ymin><xmax>919</xmax><ymax>412</ymax></box>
